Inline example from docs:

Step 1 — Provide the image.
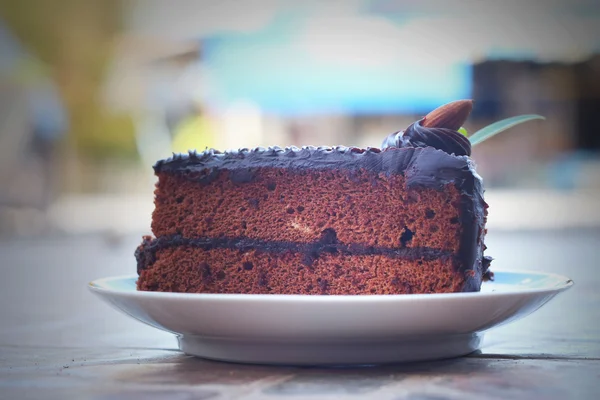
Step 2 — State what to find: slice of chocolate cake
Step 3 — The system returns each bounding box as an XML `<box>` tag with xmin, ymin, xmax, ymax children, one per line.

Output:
<box><xmin>136</xmin><ymin>100</ymin><xmax>491</xmax><ymax>294</ymax></box>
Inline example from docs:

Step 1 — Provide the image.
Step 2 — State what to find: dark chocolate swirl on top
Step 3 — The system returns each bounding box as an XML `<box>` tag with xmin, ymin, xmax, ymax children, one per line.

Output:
<box><xmin>382</xmin><ymin>119</ymin><xmax>472</xmax><ymax>157</ymax></box>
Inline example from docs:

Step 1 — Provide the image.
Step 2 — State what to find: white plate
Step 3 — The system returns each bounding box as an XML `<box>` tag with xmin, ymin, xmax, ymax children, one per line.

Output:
<box><xmin>89</xmin><ymin>270</ymin><xmax>572</xmax><ymax>365</ymax></box>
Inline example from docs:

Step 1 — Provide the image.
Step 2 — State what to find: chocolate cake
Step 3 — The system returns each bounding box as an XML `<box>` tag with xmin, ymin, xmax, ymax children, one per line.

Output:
<box><xmin>136</xmin><ymin>100</ymin><xmax>491</xmax><ymax>295</ymax></box>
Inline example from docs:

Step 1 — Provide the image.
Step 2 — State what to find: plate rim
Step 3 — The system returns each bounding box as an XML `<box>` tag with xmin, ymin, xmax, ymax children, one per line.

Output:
<box><xmin>88</xmin><ymin>269</ymin><xmax>574</xmax><ymax>301</ymax></box>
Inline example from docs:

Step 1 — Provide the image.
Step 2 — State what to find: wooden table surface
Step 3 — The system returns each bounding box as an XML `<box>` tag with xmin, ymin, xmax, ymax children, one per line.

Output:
<box><xmin>1</xmin><ymin>229</ymin><xmax>599</xmax><ymax>399</ymax></box>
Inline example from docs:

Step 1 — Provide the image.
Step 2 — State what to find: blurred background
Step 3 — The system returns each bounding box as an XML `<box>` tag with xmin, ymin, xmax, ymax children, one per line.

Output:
<box><xmin>1</xmin><ymin>0</ymin><xmax>599</xmax><ymax>367</ymax></box>
<box><xmin>1</xmin><ymin>0</ymin><xmax>599</xmax><ymax>238</ymax></box>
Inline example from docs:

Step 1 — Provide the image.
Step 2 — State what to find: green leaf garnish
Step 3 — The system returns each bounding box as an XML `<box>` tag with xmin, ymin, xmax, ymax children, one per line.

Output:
<box><xmin>458</xmin><ymin>127</ymin><xmax>468</xmax><ymax>137</ymax></box>
<box><xmin>469</xmin><ymin>115</ymin><xmax>545</xmax><ymax>146</ymax></box>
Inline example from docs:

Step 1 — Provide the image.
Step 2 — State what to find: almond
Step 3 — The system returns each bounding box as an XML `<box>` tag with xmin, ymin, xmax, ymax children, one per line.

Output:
<box><xmin>422</xmin><ymin>100</ymin><xmax>473</xmax><ymax>130</ymax></box>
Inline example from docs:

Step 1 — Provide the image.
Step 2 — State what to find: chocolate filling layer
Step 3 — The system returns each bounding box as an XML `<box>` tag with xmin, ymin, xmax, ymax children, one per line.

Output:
<box><xmin>135</xmin><ymin>235</ymin><xmax>455</xmax><ymax>276</ymax></box>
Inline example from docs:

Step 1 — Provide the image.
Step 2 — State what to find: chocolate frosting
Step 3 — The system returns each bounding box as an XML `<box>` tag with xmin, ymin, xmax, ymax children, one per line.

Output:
<box><xmin>155</xmin><ymin>146</ymin><xmax>473</xmax><ymax>190</ymax></box>
<box><xmin>381</xmin><ymin>119</ymin><xmax>472</xmax><ymax>157</ymax></box>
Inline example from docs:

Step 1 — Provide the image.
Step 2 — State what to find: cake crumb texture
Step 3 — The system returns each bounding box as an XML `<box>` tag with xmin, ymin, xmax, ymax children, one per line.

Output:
<box><xmin>137</xmin><ymin>247</ymin><xmax>467</xmax><ymax>295</ymax></box>
<box><xmin>151</xmin><ymin>168</ymin><xmax>463</xmax><ymax>251</ymax></box>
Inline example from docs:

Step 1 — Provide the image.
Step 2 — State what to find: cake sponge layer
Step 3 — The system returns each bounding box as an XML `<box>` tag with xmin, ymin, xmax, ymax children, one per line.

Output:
<box><xmin>137</xmin><ymin>246</ymin><xmax>473</xmax><ymax>295</ymax></box>
<box><xmin>152</xmin><ymin>168</ymin><xmax>463</xmax><ymax>251</ymax></box>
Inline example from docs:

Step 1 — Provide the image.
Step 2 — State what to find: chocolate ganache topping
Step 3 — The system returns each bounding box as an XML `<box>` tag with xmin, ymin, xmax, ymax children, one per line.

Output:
<box><xmin>382</xmin><ymin>100</ymin><xmax>473</xmax><ymax>157</ymax></box>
